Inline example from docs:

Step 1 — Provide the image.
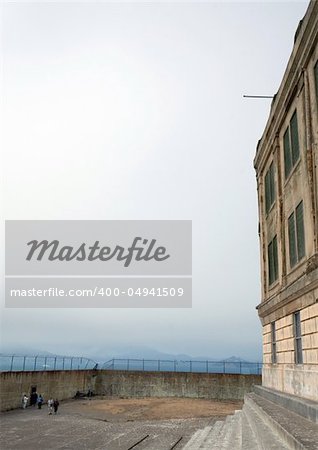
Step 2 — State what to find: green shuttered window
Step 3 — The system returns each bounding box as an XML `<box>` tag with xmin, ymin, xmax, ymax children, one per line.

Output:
<box><xmin>268</xmin><ymin>235</ymin><xmax>278</xmax><ymax>285</ymax></box>
<box><xmin>265</xmin><ymin>162</ymin><xmax>275</xmax><ymax>214</ymax></box>
<box><xmin>296</xmin><ymin>201</ymin><xmax>305</xmax><ymax>260</ymax></box>
<box><xmin>288</xmin><ymin>201</ymin><xmax>306</xmax><ymax>268</ymax></box>
<box><xmin>283</xmin><ymin>110</ymin><xmax>300</xmax><ymax>179</ymax></box>
<box><xmin>290</xmin><ymin>112</ymin><xmax>299</xmax><ymax>164</ymax></box>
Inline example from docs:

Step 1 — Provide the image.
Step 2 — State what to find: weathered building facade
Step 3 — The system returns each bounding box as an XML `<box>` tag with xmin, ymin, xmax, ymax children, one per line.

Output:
<box><xmin>254</xmin><ymin>1</ymin><xmax>318</xmax><ymax>401</ymax></box>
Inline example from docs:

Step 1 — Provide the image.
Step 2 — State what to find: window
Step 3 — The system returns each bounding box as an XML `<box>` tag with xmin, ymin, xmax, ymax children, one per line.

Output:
<box><xmin>288</xmin><ymin>201</ymin><xmax>306</xmax><ymax>268</ymax></box>
<box><xmin>271</xmin><ymin>322</ymin><xmax>277</xmax><ymax>364</ymax></box>
<box><xmin>265</xmin><ymin>162</ymin><xmax>275</xmax><ymax>213</ymax></box>
<box><xmin>268</xmin><ymin>235</ymin><xmax>278</xmax><ymax>285</ymax></box>
<box><xmin>294</xmin><ymin>311</ymin><xmax>303</xmax><ymax>364</ymax></box>
<box><xmin>283</xmin><ymin>110</ymin><xmax>300</xmax><ymax>178</ymax></box>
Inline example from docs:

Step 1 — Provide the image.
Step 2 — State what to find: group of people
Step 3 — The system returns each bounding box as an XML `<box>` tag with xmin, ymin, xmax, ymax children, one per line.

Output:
<box><xmin>21</xmin><ymin>393</ymin><xmax>59</xmax><ymax>415</ymax></box>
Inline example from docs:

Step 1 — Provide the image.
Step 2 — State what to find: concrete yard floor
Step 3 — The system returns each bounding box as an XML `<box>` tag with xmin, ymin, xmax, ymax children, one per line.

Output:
<box><xmin>0</xmin><ymin>397</ymin><xmax>243</xmax><ymax>449</ymax></box>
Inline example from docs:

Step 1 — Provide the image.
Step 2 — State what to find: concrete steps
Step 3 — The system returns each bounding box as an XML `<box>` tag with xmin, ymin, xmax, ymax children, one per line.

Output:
<box><xmin>217</xmin><ymin>414</ymin><xmax>237</xmax><ymax>449</ymax></box>
<box><xmin>206</xmin><ymin>415</ymin><xmax>234</xmax><ymax>450</ymax></box>
<box><xmin>199</xmin><ymin>421</ymin><xmax>224</xmax><ymax>449</ymax></box>
<box><xmin>241</xmin><ymin>410</ymin><xmax>260</xmax><ymax>450</ymax></box>
<box><xmin>182</xmin><ymin>390</ymin><xmax>318</xmax><ymax>450</ymax></box>
<box><xmin>244</xmin><ymin>393</ymin><xmax>318</xmax><ymax>450</ymax></box>
<box><xmin>182</xmin><ymin>426</ymin><xmax>213</xmax><ymax>450</ymax></box>
<box><xmin>253</xmin><ymin>385</ymin><xmax>318</xmax><ymax>424</ymax></box>
<box><xmin>243</xmin><ymin>395</ymin><xmax>290</xmax><ymax>450</ymax></box>
<box><xmin>224</xmin><ymin>410</ymin><xmax>242</xmax><ymax>449</ymax></box>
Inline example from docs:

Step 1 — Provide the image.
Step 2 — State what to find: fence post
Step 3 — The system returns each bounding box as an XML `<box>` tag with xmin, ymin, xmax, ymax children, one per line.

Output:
<box><xmin>223</xmin><ymin>361</ymin><xmax>225</xmax><ymax>373</ymax></box>
<box><xmin>34</xmin><ymin>356</ymin><xmax>38</xmax><ymax>371</ymax></box>
<box><xmin>158</xmin><ymin>360</ymin><xmax>160</xmax><ymax>371</ymax></box>
<box><xmin>127</xmin><ymin>359</ymin><xmax>129</xmax><ymax>371</ymax></box>
<box><xmin>10</xmin><ymin>355</ymin><xmax>14</xmax><ymax>371</ymax></box>
<box><xmin>206</xmin><ymin>360</ymin><xmax>208</xmax><ymax>373</ymax></box>
<box><xmin>44</xmin><ymin>357</ymin><xmax>47</xmax><ymax>371</ymax></box>
<box><xmin>22</xmin><ymin>356</ymin><xmax>26</xmax><ymax>372</ymax></box>
<box><xmin>142</xmin><ymin>359</ymin><xmax>144</xmax><ymax>371</ymax></box>
<box><xmin>174</xmin><ymin>360</ymin><xmax>176</xmax><ymax>372</ymax></box>
<box><xmin>239</xmin><ymin>362</ymin><xmax>242</xmax><ymax>374</ymax></box>
<box><xmin>70</xmin><ymin>357</ymin><xmax>73</xmax><ymax>370</ymax></box>
<box><xmin>190</xmin><ymin>361</ymin><xmax>192</xmax><ymax>372</ymax></box>
<box><xmin>54</xmin><ymin>357</ymin><xmax>57</xmax><ymax>371</ymax></box>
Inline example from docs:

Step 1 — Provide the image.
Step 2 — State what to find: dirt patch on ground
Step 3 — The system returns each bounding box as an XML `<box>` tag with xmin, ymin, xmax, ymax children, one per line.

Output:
<box><xmin>68</xmin><ymin>397</ymin><xmax>243</xmax><ymax>421</ymax></box>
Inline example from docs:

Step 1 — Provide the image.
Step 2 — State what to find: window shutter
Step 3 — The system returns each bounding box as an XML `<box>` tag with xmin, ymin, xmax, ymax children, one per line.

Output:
<box><xmin>288</xmin><ymin>213</ymin><xmax>297</xmax><ymax>267</ymax></box>
<box><xmin>273</xmin><ymin>235</ymin><xmax>278</xmax><ymax>281</ymax></box>
<box><xmin>268</xmin><ymin>242</ymin><xmax>272</xmax><ymax>285</ymax></box>
<box><xmin>265</xmin><ymin>171</ymin><xmax>270</xmax><ymax>213</ymax></box>
<box><xmin>284</xmin><ymin>129</ymin><xmax>292</xmax><ymax>178</ymax></box>
<box><xmin>270</xmin><ymin>164</ymin><xmax>275</xmax><ymax>206</ymax></box>
<box><xmin>296</xmin><ymin>201</ymin><xmax>305</xmax><ymax>259</ymax></box>
<box><xmin>290</xmin><ymin>111</ymin><xmax>300</xmax><ymax>164</ymax></box>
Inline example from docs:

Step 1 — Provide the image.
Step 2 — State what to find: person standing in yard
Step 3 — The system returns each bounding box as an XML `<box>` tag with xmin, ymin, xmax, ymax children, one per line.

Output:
<box><xmin>53</xmin><ymin>399</ymin><xmax>59</xmax><ymax>415</ymax></box>
<box><xmin>47</xmin><ymin>398</ymin><xmax>54</xmax><ymax>415</ymax></box>
<box><xmin>37</xmin><ymin>394</ymin><xmax>44</xmax><ymax>409</ymax></box>
<box><xmin>22</xmin><ymin>394</ymin><xmax>28</xmax><ymax>409</ymax></box>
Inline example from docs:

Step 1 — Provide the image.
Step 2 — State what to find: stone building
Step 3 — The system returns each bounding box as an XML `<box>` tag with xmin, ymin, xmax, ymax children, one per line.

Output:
<box><xmin>254</xmin><ymin>0</ymin><xmax>318</xmax><ymax>401</ymax></box>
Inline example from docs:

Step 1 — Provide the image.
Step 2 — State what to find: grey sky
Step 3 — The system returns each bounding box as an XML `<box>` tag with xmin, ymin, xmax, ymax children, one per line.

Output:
<box><xmin>1</xmin><ymin>1</ymin><xmax>309</xmax><ymax>360</ymax></box>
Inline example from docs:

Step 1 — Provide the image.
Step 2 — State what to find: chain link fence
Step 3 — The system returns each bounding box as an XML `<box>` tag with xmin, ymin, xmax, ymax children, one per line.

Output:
<box><xmin>0</xmin><ymin>355</ymin><xmax>98</xmax><ymax>372</ymax></box>
<box><xmin>101</xmin><ymin>358</ymin><xmax>262</xmax><ymax>375</ymax></box>
<box><xmin>1</xmin><ymin>356</ymin><xmax>262</xmax><ymax>374</ymax></box>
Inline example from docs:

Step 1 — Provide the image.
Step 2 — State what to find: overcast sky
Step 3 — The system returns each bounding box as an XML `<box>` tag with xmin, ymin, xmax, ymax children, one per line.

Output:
<box><xmin>1</xmin><ymin>1</ymin><xmax>309</xmax><ymax>360</ymax></box>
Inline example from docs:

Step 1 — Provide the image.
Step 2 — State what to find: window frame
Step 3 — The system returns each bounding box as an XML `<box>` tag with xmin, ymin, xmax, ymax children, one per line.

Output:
<box><xmin>265</xmin><ymin>162</ymin><xmax>275</xmax><ymax>214</ymax></box>
<box><xmin>294</xmin><ymin>311</ymin><xmax>303</xmax><ymax>365</ymax></box>
<box><xmin>288</xmin><ymin>200</ymin><xmax>306</xmax><ymax>269</ymax></box>
<box><xmin>268</xmin><ymin>235</ymin><xmax>279</xmax><ymax>286</ymax></box>
<box><xmin>283</xmin><ymin>110</ymin><xmax>300</xmax><ymax>179</ymax></box>
<box><xmin>271</xmin><ymin>322</ymin><xmax>277</xmax><ymax>364</ymax></box>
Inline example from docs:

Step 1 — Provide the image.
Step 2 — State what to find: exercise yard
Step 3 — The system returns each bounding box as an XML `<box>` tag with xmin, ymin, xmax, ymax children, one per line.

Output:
<box><xmin>0</xmin><ymin>397</ymin><xmax>243</xmax><ymax>449</ymax></box>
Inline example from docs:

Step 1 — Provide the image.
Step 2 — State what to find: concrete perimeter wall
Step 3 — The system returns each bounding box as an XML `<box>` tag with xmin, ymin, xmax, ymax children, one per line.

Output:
<box><xmin>96</xmin><ymin>371</ymin><xmax>261</xmax><ymax>401</ymax></box>
<box><xmin>0</xmin><ymin>370</ymin><xmax>97</xmax><ymax>411</ymax></box>
<box><xmin>0</xmin><ymin>370</ymin><xmax>261</xmax><ymax>411</ymax></box>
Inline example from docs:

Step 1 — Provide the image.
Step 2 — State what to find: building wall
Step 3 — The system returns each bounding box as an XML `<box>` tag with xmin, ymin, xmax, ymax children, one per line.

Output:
<box><xmin>262</xmin><ymin>301</ymin><xmax>318</xmax><ymax>400</ymax></box>
<box><xmin>0</xmin><ymin>370</ymin><xmax>261</xmax><ymax>412</ymax></box>
<box><xmin>254</xmin><ymin>0</ymin><xmax>318</xmax><ymax>401</ymax></box>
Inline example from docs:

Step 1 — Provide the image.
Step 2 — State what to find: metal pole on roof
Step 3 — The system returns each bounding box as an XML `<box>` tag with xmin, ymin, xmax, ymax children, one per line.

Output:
<box><xmin>243</xmin><ymin>95</ymin><xmax>274</xmax><ymax>98</ymax></box>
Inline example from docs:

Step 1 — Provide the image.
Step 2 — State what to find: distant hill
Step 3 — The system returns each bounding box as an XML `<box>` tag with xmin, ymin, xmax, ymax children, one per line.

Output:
<box><xmin>0</xmin><ymin>345</ymin><xmax>60</xmax><ymax>357</ymax></box>
<box><xmin>0</xmin><ymin>344</ymin><xmax>260</xmax><ymax>363</ymax></box>
<box><xmin>84</xmin><ymin>346</ymin><xmax>258</xmax><ymax>364</ymax></box>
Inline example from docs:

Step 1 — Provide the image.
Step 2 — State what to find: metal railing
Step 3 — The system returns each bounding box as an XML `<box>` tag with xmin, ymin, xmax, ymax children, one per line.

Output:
<box><xmin>101</xmin><ymin>358</ymin><xmax>262</xmax><ymax>375</ymax></box>
<box><xmin>0</xmin><ymin>355</ymin><xmax>98</xmax><ymax>372</ymax></box>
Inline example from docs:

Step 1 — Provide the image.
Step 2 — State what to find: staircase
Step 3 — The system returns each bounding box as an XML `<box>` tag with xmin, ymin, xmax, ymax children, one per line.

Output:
<box><xmin>183</xmin><ymin>387</ymin><xmax>318</xmax><ymax>450</ymax></box>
